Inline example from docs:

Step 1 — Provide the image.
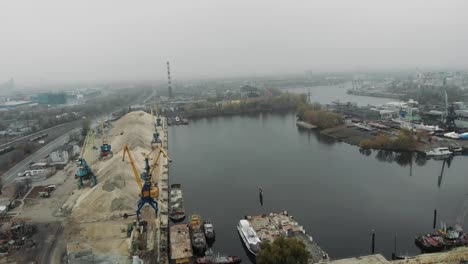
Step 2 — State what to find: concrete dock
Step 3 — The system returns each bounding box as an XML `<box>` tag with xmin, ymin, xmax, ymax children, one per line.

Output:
<box><xmin>157</xmin><ymin>118</ymin><xmax>170</xmax><ymax>263</ymax></box>
<box><xmin>246</xmin><ymin>211</ymin><xmax>329</xmax><ymax>263</ymax></box>
<box><xmin>127</xmin><ymin>115</ymin><xmax>170</xmax><ymax>263</ymax></box>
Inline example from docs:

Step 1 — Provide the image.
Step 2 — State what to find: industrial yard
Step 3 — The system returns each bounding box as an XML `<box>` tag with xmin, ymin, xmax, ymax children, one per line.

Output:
<box><xmin>0</xmin><ymin>110</ymin><xmax>171</xmax><ymax>263</ymax></box>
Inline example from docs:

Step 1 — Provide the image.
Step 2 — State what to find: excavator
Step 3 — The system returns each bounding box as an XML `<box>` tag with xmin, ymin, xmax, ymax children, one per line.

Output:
<box><xmin>76</xmin><ymin>131</ymin><xmax>97</xmax><ymax>189</ymax></box>
<box><xmin>122</xmin><ymin>143</ymin><xmax>171</xmax><ymax>221</ymax></box>
<box><xmin>100</xmin><ymin>119</ymin><xmax>113</xmax><ymax>159</ymax></box>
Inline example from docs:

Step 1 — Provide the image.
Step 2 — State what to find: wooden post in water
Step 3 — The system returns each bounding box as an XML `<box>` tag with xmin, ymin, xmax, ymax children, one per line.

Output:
<box><xmin>371</xmin><ymin>229</ymin><xmax>375</xmax><ymax>254</ymax></box>
<box><xmin>433</xmin><ymin>209</ymin><xmax>437</xmax><ymax>229</ymax></box>
<box><xmin>392</xmin><ymin>233</ymin><xmax>397</xmax><ymax>260</ymax></box>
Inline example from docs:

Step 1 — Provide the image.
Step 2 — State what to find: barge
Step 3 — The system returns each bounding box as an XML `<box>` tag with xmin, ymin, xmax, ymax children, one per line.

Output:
<box><xmin>170</xmin><ymin>184</ymin><xmax>186</xmax><ymax>222</ymax></box>
<box><xmin>240</xmin><ymin>211</ymin><xmax>329</xmax><ymax>262</ymax></box>
<box><xmin>170</xmin><ymin>224</ymin><xmax>193</xmax><ymax>264</ymax></box>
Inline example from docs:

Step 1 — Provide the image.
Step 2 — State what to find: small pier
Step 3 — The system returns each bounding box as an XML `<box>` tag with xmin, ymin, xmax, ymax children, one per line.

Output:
<box><xmin>246</xmin><ymin>211</ymin><xmax>328</xmax><ymax>263</ymax></box>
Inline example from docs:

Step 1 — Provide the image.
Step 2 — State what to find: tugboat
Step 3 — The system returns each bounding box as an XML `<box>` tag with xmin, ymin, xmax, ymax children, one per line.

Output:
<box><xmin>414</xmin><ymin>233</ymin><xmax>445</xmax><ymax>252</ymax></box>
<box><xmin>203</xmin><ymin>220</ymin><xmax>216</xmax><ymax>242</ymax></box>
<box><xmin>190</xmin><ymin>214</ymin><xmax>207</xmax><ymax>254</ymax></box>
<box><xmin>196</xmin><ymin>249</ymin><xmax>242</xmax><ymax>264</ymax></box>
<box><xmin>170</xmin><ymin>184</ymin><xmax>186</xmax><ymax>222</ymax></box>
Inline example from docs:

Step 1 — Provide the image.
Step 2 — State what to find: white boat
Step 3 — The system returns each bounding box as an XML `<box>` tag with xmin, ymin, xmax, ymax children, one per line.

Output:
<box><xmin>237</xmin><ymin>220</ymin><xmax>261</xmax><ymax>256</ymax></box>
<box><xmin>425</xmin><ymin>147</ymin><xmax>452</xmax><ymax>159</ymax></box>
<box><xmin>444</xmin><ymin>132</ymin><xmax>460</xmax><ymax>139</ymax></box>
<box><xmin>449</xmin><ymin>143</ymin><xmax>463</xmax><ymax>153</ymax></box>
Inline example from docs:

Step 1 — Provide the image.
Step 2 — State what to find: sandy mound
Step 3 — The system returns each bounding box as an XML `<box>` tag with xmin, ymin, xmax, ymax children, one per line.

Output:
<box><xmin>69</xmin><ymin>111</ymin><xmax>155</xmax><ymax>222</ymax></box>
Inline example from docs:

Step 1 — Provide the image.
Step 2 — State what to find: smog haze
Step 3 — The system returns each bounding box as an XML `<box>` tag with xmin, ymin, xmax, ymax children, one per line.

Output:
<box><xmin>1</xmin><ymin>0</ymin><xmax>467</xmax><ymax>84</ymax></box>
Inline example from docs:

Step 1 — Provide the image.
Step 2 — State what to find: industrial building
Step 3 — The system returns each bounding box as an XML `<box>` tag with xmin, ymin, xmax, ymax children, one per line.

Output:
<box><xmin>35</xmin><ymin>93</ymin><xmax>67</xmax><ymax>105</ymax></box>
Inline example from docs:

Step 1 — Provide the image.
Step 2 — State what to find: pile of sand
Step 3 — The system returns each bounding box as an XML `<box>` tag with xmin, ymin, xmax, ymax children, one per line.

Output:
<box><xmin>68</xmin><ymin>111</ymin><xmax>155</xmax><ymax>222</ymax></box>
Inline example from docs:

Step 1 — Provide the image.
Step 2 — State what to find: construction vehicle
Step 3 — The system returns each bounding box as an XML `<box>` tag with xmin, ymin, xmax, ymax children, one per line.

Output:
<box><xmin>122</xmin><ymin>144</ymin><xmax>160</xmax><ymax>221</ymax></box>
<box><xmin>100</xmin><ymin>119</ymin><xmax>113</xmax><ymax>159</ymax></box>
<box><xmin>76</xmin><ymin>131</ymin><xmax>98</xmax><ymax>189</ymax></box>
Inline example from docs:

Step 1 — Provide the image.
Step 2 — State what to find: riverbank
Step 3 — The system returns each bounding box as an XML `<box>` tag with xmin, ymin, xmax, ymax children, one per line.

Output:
<box><xmin>320</xmin><ymin>122</ymin><xmax>468</xmax><ymax>154</ymax></box>
<box><xmin>176</xmin><ymin>93</ymin><xmax>305</xmax><ymax>119</ymax></box>
<box><xmin>320</xmin><ymin>124</ymin><xmax>375</xmax><ymax>146</ymax></box>
<box><xmin>346</xmin><ymin>89</ymin><xmax>404</xmax><ymax>99</ymax></box>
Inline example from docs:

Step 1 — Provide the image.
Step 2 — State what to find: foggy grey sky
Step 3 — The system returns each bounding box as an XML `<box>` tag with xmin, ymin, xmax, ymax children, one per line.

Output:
<box><xmin>1</xmin><ymin>0</ymin><xmax>468</xmax><ymax>84</ymax></box>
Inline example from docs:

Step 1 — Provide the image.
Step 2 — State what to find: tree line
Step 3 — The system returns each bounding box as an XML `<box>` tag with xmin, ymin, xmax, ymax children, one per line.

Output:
<box><xmin>297</xmin><ymin>102</ymin><xmax>344</xmax><ymax>129</ymax></box>
<box><xmin>359</xmin><ymin>129</ymin><xmax>417</xmax><ymax>151</ymax></box>
<box><xmin>180</xmin><ymin>93</ymin><xmax>307</xmax><ymax>118</ymax></box>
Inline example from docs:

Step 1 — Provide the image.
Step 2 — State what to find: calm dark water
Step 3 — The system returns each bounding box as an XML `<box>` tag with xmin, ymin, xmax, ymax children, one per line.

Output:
<box><xmin>169</xmin><ymin>112</ymin><xmax>468</xmax><ymax>262</ymax></box>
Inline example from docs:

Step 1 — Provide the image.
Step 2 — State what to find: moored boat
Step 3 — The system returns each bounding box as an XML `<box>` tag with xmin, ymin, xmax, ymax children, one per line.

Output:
<box><xmin>425</xmin><ymin>147</ymin><xmax>452</xmax><ymax>159</ymax></box>
<box><xmin>449</xmin><ymin>143</ymin><xmax>463</xmax><ymax>154</ymax></box>
<box><xmin>237</xmin><ymin>219</ymin><xmax>261</xmax><ymax>256</ymax></box>
<box><xmin>203</xmin><ymin>220</ymin><xmax>215</xmax><ymax>242</ymax></box>
<box><xmin>439</xmin><ymin>224</ymin><xmax>468</xmax><ymax>248</ymax></box>
<box><xmin>196</xmin><ymin>249</ymin><xmax>241</xmax><ymax>264</ymax></box>
<box><xmin>190</xmin><ymin>214</ymin><xmax>207</xmax><ymax>254</ymax></box>
<box><xmin>414</xmin><ymin>233</ymin><xmax>445</xmax><ymax>252</ymax></box>
<box><xmin>170</xmin><ymin>184</ymin><xmax>186</xmax><ymax>222</ymax></box>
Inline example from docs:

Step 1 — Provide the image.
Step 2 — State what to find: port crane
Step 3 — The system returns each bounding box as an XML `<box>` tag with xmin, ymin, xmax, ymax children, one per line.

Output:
<box><xmin>76</xmin><ymin>131</ymin><xmax>97</xmax><ymax>189</ymax></box>
<box><xmin>99</xmin><ymin>119</ymin><xmax>113</xmax><ymax>159</ymax></box>
<box><xmin>144</xmin><ymin>144</ymin><xmax>171</xmax><ymax>179</ymax></box>
<box><xmin>151</xmin><ymin>105</ymin><xmax>162</xmax><ymax>145</ymax></box>
<box><xmin>442</xmin><ymin>75</ymin><xmax>458</xmax><ymax>132</ymax></box>
<box><xmin>122</xmin><ymin>143</ymin><xmax>170</xmax><ymax>221</ymax></box>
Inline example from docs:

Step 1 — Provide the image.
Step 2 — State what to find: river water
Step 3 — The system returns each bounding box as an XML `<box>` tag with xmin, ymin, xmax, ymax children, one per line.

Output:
<box><xmin>168</xmin><ymin>87</ymin><xmax>468</xmax><ymax>262</ymax></box>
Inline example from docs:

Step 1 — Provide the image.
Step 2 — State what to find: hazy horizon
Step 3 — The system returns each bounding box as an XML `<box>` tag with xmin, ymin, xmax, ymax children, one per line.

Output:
<box><xmin>1</xmin><ymin>0</ymin><xmax>468</xmax><ymax>85</ymax></box>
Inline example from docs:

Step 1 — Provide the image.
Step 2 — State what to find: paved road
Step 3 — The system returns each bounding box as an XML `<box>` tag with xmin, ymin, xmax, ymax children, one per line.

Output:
<box><xmin>0</xmin><ymin>120</ymin><xmax>81</xmax><ymax>149</ymax></box>
<box><xmin>2</xmin><ymin>129</ymin><xmax>79</xmax><ymax>185</ymax></box>
<box><xmin>2</xmin><ymin>91</ymin><xmax>151</xmax><ymax>185</ymax></box>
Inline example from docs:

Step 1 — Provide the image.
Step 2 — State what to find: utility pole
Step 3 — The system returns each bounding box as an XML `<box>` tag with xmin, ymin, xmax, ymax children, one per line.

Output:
<box><xmin>167</xmin><ymin>61</ymin><xmax>173</xmax><ymax>98</ymax></box>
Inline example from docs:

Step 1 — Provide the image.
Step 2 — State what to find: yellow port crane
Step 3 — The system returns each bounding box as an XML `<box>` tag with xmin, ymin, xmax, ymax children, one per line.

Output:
<box><xmin>145</xmin><ymin>144</ymin><xmax>172</xmax><ymax>178</ymax></box>
<box><xmin>122</xmin><ymin>143</ymin><xmax>160</xmax><ymax>221</ymax></box>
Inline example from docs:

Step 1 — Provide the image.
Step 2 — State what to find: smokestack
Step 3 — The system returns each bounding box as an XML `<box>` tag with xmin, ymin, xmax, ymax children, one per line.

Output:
<box><xmin>167</xmin><ymin>61</ymin><xmax>173</xmax><ymax>98</ymax></box>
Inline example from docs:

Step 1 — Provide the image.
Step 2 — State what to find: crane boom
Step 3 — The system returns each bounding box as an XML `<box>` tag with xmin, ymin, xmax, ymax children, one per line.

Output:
<box><xmin>149</xmin><ymin>145</ymin><xmax>171</xmax><ymax>176</ymax></box>
<box><xmin>122</xmin><ymin>144</ymin><xmax>143</xmax><ymax>190</ymax></box>
<box><xmin>80</xmin><ymin>132</ymin><xmax>90</xmax><ymax>157</ymax></box>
